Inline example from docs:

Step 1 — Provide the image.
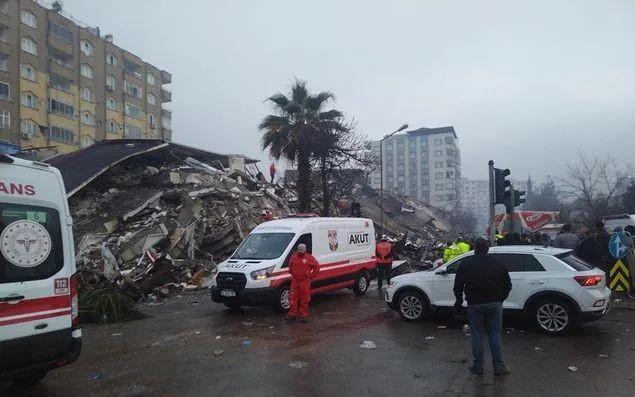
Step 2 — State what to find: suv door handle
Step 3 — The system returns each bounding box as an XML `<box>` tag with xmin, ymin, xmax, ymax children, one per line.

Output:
<box><xmin>0</xmin><ymin>294</ymin><xmax>25</xmax><ymax>302</ymax></box>
<box><xmin>529</xmin><ymin>281</ymin><xmax>545</xmax><ymax>285</ymax></box>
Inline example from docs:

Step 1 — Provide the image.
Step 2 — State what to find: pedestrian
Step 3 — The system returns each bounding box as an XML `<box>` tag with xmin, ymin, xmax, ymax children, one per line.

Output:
<box><xmin>443</xmin><ymin>240</ymin><xmax>461</xmax><ymax>263</ymax></box>
<box><xmin>287</xmin><ymin>243</ymin><xmax>320</xmax><ymax>322</ymax></box>
<box><xmin>457</xmin><ymin>238</ymin><xmax>471</xmax><ymax>254</ymax></box>
<box><xmin>593</xmin><ymin>221</ymin><xmax>611</xmax><ymax>272</ymax></box>
<box><xmin>625</xmin><ymin>225</ymin><xmax>635</xmax><ymax>295</ymax></box>
<box><xmin>269</xmin><ymin>162</ymin><xmax>277</xmax><ymax>184</ymax></box>
<box><xmin>375</xmin><ymin>235</ymin><xmax>394</xmax><ymax>290</ymax></box>
<box><xmin>552</xmin><ymin>224</ymin><xmax>580</xmax><ymax>251</ymax></box>
<box><xmin>578</xmin><ymin>231</ymin><xmax>597</xmax><ymax>265</ymax></box>
<box><xmin>453</xmin><ymin>238</ymin><xmax>512</xmax><ymax>376</ymax></box>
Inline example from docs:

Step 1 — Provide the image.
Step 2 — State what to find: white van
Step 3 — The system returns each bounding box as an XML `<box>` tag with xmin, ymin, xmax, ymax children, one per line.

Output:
<box><xmin>603</xmin><ymin>214</ymin><xmax>635</xmax><ymax>232</ymax></box>
<box><xmin>0</xmin><ymin>155</ymin><xmax>80</xmax><ymax>385</ymax></box>
<box><xmin>211</xmin><ymin>216</ymin><xmax>377</xmax><ymax>311</ymax></box>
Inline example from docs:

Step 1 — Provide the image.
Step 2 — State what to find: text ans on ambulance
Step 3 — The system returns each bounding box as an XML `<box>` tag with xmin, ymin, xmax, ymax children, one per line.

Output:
<box><xmin>0</xmin><ymin>181</ymin><xmax>35</xmax><ymax>195</ymax></box>
<box><xmin>348</xmin><ymin>232</ymin><xmax>370</xmax><ymax>246</ymax></box>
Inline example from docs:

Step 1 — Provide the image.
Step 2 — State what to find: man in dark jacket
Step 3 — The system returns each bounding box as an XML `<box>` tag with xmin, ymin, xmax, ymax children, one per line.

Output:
<box><xmin>453</xmin><ymin>238</ymin><xmax>512</xmax><ymax>376</ymax></box>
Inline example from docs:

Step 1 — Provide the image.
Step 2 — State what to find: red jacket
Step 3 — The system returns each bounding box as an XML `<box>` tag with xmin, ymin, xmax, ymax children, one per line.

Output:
<box><xmin>376</xmin><ymin>241</ymin><xmax>393</xmax><ymax>264</ymax></box>
<box><xmin>288</xmin><ymin>252</ymin><xmax>320</xmax><ymax>281</ymax></box>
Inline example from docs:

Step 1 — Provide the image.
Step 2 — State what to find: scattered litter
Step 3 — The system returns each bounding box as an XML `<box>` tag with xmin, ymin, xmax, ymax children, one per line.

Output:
<box><xmin>269</xmin><ymin>326</ymin><xmax>275</xmax><ymax>329</ymax></box>
<box><xmin>88</xmin><ymin>374</ymin><xmax>102</xmax><ymax>380</ymax></box>
<box><xmin>215</xmin><ymin>335</ymin><xmax>221</xmax><ymax>341</ymax></box>
<box><xmin>213</xmin><ymin>349</ymin><xmax>224</xmax><ymax>357</ymax></box>
<box><xmin>425</xmin><ymin>336</ymin><xmax>435</xmax><ymax>340</ymax></box>
<box><xmin>380</xmin><ymin>308</ymin><xmax>388</xmax><ymax>312</ymax></box>
<box><xmin>598</xmin><ymin>354</ymin><xmax>608</xmax><ymax>358</ymax></box>
<box><xmin>437</xmin><ymin>325</ymin><xmax>447</xmax><ymax>329</ymax></box>
<box><xmin>465</xmin><ymin>333</ymin><xmax>471</xmax><ymax>337</ymax></box>
<box><xmin>195</xmin><ymin>331</ymin><xmax>201</xmax><ymax>335</ymax></box>
<box><xmin>242</xmin><ymin>322</ymin><xmax>254</xmax><ymax>326</ymax></box>
<box><xmin>242</xmin><ymin>340</ymin><xmax>252</xmax><ymax>347</ymax></box>
<box><xmin>414</xmin><ymin>373</ymin><xmax>422</xmax><ymax>378</ymax></box>
<box><xmin>360</xmin><ymin>341</ymin><xmax>377</xmax><ymax>349</ymax></box>
<box><xmin>462</xmin><ymin>324</ymin><xmax>470</xmax><ymax>332</ymax></box>
<box><xmin>288</xmin><ymin>361</ymin><xmax>309</xmax><ymax>369</ymax></box>
<box><xmin>111</xmin><ymin>333</ymin><xmax>123</xmax><ymax>337</ymax></box>
<box><xmin>614</xmin><ymin>299</ymin><xmax>622</xmax><ymax>302</ymax></box>
<box><xmin>534</xmin><ymin>347</ymin><xmax>542</xmax><ymax>352</ymax></box>
<box><xmin>615</xmin><ymin>339</ymin><xmax>621</xmax><ymax>342</ymax></box>
<box><xmin>568</xmin><ymin>366</ymin><xmax>578</xmax><ymax>372</ymax></box>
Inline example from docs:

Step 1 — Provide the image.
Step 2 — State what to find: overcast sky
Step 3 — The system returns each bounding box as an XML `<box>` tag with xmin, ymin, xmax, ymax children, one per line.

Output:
<box><xmin>64</xmin><ymin>0</ymin><xmax>635</xmax><ymax>183</ymax></box>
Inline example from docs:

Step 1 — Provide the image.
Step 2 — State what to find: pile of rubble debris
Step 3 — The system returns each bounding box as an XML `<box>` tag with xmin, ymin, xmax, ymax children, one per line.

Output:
<box><xmin>68</xmin><ymin>154</ymin><xmax>291</xmax><ymax>300</ymax></box>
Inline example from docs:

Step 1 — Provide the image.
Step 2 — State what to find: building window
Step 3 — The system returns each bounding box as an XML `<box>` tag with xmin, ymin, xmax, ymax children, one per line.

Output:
<box><xmin>435</xmin><ymin>172</ymin><xmax>444</xmax><ymax>179</ymax></box>
<box><xmin>49</xmin><ymin>99</ymin><xmax>74</xmax><ymax>119</ymax></box>
<box><xmin>434</xmin><ymin>138</ymin><xmax>442</xmax><ymax>146</ymax></box>
<box><xmin>106</xmin><ymin>53</ymin><xmax>118</xmax><ymax>66</ymax></box>
<box><xmin>124</xmin><ymin>102</ymin><xmax>142</xmax><ymax>119</ymax></box>
<box><xmin>147</xmin><ymin>73</ymin><xmax>156</xmax><ymax>86</ymax></box>
<box><xmin>446</xmin><ymin>148</ymin><xmax>454</xmax><ymax>156</ymax></box>
<box><xmin>124</xmin><ymin>123</ymin><xmax>142</xmax><ymax>138</ymax></box>
<box><xmin>50</xmin><ymin>73</ymin><xmax>71</xmax><ymax>92</ymax></box>
<box><xmin>80</xmin><ymin>40</ymin><xmax>93</xmax><ymax>56</ymax></box>
<box><xmin>20</xmin><ymin>10</ymin><xmax>37</xmax><ymax>28</ymax></box>
<box><xmin>106</xmin><ymin>120</ymin><xmax>119</xmax><ymax>133</ymax></box>
<box><xmin>124</xmin><ymin>80</ymin><xmax>143</xmax><ymax>99</ymax></box>
<box><xmin>20</xmin><ymin>92</ymin><xmax>38</xmax><ymax>109</ymax></box>
<box><xmin>435</xmin><ymin>150</ymin><xmax>443</xmax><ymax>157</ymax></box>
<box><xmin>81</xmin><ymin>112</ymin><xmax>94</xmax><ymax>126</ymax></box>
<box><xmin>106</xmin><ymin>75</ymin><xmax>117</xmax><ymax>91</ymax></box>
<box><xmin>0</xmin><ymin>24</ymin><xmax>8</xmax><ymax>43</ymax></box>
<box><xmin>21</xmin><ymin>37</ymin><xmax>37</xmax><ymax>55</ymax></box>
<box><xmin>106</xmin><ymin>97</ymin><xmax>118</xmax><ymax>111</ymax></box>
<box><xmin>80</xmin><ymin>87</ymin><xmax>94</xmax><ymax>103</ymax></box>
<box><xmin>148</xmin><ymin>113</ymin><xmax>156</xmax><ymax>128</ymax></box>
<box><xmin>21</xmin><ymin>119</ymin><xmax>38</xmax><ymax>138</ymax></box>
<box><xmin>446</xmin><ymin>171</ymin><xmax>454</xmax><ymax>179</ymax></box>
<box><xmin>47</xmin><ymin>125</ymin><xmax>75</xmax><ymax>144</ymax></box>
<box><xmin>49</xmin><ymin>21</ymin><xmax>73</xmax><ymax>44</ymax></box>
<box><xmin>445</xmin><ymin>136</ymin><xmax>454</xmax><ymax>144</ymax></box>
<box><xmin>435</xmin><ymin>161</ymin><xmax>443</xmax><ymax>169</ymax></box>
<box><xmin>0</xmin><ymin>52</ymin><xmax>7</xmax><ymax>72</ymax></box>
<box><xmin>80</xmin><ymin>64</ymin><xmax>94</xmax><ymax>79</ymax></box>
<box><xmin>0</xmin><ymin>109</ymin><xmax>9</xmax><ymax>129</ymax></box>
<box><xmin>147</xmin><ymin>93</ymin><xmax>157</xmax><ymax>105</ymax></box>
<box><xmin>20</xmin><ymin>64</ymin><xmax>38</xmax><ymax>82</ymax></box>
<box><xmin>0</xmin><ymin>81</ymin><xmax>9</xmax><ymax>100</ymax></box>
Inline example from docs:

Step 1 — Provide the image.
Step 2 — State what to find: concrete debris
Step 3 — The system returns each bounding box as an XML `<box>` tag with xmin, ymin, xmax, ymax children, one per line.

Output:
<box><xmin>360</xmin><ymin>341</ymin><xmax>377</xmax><ymax>349</ymax></box>
<box><xmin>425</xmin><ymin>336</ymin><xmax>436</xmax><ymax>340</ymax></box>
<box><xmin>288</xmin><ymin>361</ymin><xmax>309</xmax><ymax>369</ymax></box>
<box><xmin>568</xmin><ymin>366</ymin><xmax>578</xmax><ymax>372</ymax></box>
<box><xmin>213</xmin><ymin>349</ymin><xmax>224</xmax><ymax>357</ymax></box>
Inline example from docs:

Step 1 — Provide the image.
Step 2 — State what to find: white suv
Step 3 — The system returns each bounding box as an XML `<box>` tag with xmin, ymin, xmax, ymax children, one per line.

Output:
<box><xmin>385</xmin><ymin>246</ymin><xmax>611</xmax><ymax>335</ymax></box>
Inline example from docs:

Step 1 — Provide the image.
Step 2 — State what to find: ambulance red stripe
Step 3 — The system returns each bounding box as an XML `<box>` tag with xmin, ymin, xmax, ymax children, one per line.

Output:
<box><xmin>0</xmin><ymin>295</ymin><xmax>70</xmax><ymax>319</ymax></box>
<box><xmin>0</xmin><ymin>310</ymin><xmax>71</xmax><ymax>326</ymax></box>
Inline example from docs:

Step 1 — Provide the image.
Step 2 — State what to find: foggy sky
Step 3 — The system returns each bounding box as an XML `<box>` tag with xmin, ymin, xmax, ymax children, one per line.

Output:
<box><xmin>63</xmin><ymin>0</ymin><xmax>635</xmax><ymax>183</ymax></box>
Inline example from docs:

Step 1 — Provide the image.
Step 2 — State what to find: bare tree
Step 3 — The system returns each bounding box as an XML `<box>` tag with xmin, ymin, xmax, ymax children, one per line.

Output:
<box><xmin>559</xmin><ymin>153</ymin><xmax>631</xmax><ymax>226</ymax></box>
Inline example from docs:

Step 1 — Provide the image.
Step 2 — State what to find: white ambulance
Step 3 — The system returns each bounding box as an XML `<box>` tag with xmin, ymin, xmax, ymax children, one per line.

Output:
<box><xmin>211</xmin><ymin>215</ymin><xmax>377</xmax><ymax>311</ymax></box>
<box><xmin>0</xmin><ymin>154</ymin><xmax>80</xmax><ymax>385</ymax></box>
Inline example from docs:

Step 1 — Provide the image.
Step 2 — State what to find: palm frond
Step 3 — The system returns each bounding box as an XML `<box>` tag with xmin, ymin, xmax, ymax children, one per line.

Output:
<box><xmin>306</xmin><ymin>91</ymin><xmax>335</xmax><ymax>111</ymax></box>
<box><xmin>318</xmin><ymin>109</ymin><xmax>343</xmax><ymax>120</ymax></box>
<box><xmin>258</xmin><ymin>115</ymin><xmax>290</xmax><ymax>130</ymax></box>
<box><xmin>291</xmin><ymin>80</ymin><xmax>309</xmax><ymax>104</ymax></box>
<box><xmin>267</xmin><ymin>93</ymin><xmax>290</xmax><ymax>109</ymax></box>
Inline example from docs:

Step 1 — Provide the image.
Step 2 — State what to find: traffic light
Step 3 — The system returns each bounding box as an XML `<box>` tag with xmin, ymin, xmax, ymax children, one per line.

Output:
<box><xmin>504</xmin><ymin>188</ymin><xmax>526</xmax><ymax>214</ymax></box>
<box><xmin>514</xmin><ymin>190</ymin><xmax>526</xmax><ymax>206</ymax></box>
<box><xmin>494</xmin><ymin>168</ymin><xmax>510</xmax><ymax>204</ymax></box>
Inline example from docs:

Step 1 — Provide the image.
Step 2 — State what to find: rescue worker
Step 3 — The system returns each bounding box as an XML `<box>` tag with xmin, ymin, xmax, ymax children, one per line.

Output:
<box><xmin>457</xmin><ymin>238</ymin><xmax>471</xmax><ymax>254</ymax></box>
<box><xmin>269</xmin><ymin>162</ymin><xmax>277</xmax><ymax>184</ymax></box>
<box><xmin>443</xmin><ymin>240</ymin><xmax>462</xmax><ymax>263</ymax></box>
<box><xmin>375</xmin><ymin>235</ymin><xmax>394</xmax><ymax>289</ymax></box>
<box><xmin>287</xmin><ymin>243</ymin><xmax>320</xmax><ymax>322</ymax></box>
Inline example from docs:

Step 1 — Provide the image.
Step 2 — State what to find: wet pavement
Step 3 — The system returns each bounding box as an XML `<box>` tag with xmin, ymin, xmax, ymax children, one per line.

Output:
<box><xmin>3</xmin><ymin>286</ymin><xmax>635</xmax><ymax>397</ymax></box>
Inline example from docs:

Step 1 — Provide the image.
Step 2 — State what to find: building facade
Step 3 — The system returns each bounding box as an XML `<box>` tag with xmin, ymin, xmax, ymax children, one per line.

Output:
<box><xmin>0</xmin><ymin>0</ymin><xmax>172</xmax><ymax>156</ymax></box>
<box><xmin>368</xmin><ymin>126</ymin><xmax>461</xmax><ymax>210</ymax></box>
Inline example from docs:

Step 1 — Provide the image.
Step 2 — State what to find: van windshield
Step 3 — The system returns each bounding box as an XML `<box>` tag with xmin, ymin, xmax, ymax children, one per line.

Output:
<box><xmin>0</xmin><ymin>204</ymin><xmax>64</xmax><ymax>283</ymax></box>
<box><xmin>232</xmin><ymin>233</ymin><xmax>295</xmax><ymax>260</ymax></box>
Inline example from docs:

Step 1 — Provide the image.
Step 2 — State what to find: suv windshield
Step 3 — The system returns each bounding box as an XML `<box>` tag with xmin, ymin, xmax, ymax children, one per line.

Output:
<box><xmin>232</xmin><ymin>233</ymin><xmax>295</xmax><ymax>260</ymax></box>
<box><xmin>1</xmin><ymin>204</ymin><xmax>64</xmax><ymax>283</ymax></box>
<box><xmin>557</xmin><ymin>253</ymin><xmax>594</xmax><ymax>271</ymax></box>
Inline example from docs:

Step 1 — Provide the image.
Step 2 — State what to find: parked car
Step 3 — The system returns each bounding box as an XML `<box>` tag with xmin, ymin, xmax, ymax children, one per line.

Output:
<box><xmin>211</xmin><ymin>216</ymin><xmax>376</xmax><ymax>312</ymax></box>
<box><xmin>385</xmin><ymin>246</ymin><xmax>611</xmax><ymax>335</ymax></box>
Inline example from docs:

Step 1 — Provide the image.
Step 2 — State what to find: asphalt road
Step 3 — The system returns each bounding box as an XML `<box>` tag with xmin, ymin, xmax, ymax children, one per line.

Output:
<box><xmin>3</xmin><ymin>286</ymin><xmax>634</xmax><ymax>397</ymax></box>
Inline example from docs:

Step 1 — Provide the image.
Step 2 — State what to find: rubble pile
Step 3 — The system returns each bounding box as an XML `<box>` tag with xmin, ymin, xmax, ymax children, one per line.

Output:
<box><xmin>71</xmin><ymin>155</ymin><xmax>291</xmax><ymax>299</ymax></box>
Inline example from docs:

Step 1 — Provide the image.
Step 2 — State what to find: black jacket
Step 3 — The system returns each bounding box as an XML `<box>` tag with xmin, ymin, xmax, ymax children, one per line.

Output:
<box><xmin>453</xmin><ymin>254</ymin><xmax>512</xmax><ymax>305</ymax></box>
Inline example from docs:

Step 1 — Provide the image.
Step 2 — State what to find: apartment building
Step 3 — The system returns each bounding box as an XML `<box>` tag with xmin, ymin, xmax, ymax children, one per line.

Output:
<box><xmin>368</xmin><ymin>126</ymin><xmax>461</xmax><ymax>210</ymax></box>
<box><xmin>0</xmin><ymin>0</ymin><xmax>172</xmax><ymax>156</ymax></box>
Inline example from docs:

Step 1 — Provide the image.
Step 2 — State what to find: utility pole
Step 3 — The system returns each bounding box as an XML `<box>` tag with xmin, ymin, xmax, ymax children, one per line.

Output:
<box><xmin>379</xmin><ymin>123</ymin><xmax>408</xmax><ymax>235</ymax></box>
<box><xmin>488</xmin><ymin>160</ymin><xmax>496</xmax><ymax>244</ymax></box>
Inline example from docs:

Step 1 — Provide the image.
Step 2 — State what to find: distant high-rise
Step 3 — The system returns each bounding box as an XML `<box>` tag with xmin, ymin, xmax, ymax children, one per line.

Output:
<box><xmin>368</xmin><ymin>126</ymin><xmax>461</xmax><ymax>209</ymax></box>
<box><xmin>0</xmin><ymin>0</ymin><xmax>172</xmax><ymax>158</ymax></box>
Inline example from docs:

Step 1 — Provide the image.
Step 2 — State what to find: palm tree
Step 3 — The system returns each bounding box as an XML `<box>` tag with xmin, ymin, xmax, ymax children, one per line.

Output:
<box><xmin>260</xmin><ymin>80</ymin><xmax>344</xmax><ymax>212</ymax></box>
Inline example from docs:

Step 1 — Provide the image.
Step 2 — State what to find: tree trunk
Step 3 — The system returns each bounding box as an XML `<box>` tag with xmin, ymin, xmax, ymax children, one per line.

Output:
<box><xmin>320</xmin><ymin>156</ymin><xmax>330</xmax><ymax>216</ymax></box>
<box><xmin>296</xmin><ymin>148</ymin><xmax>312</xmax><ymax>212</ymax></box>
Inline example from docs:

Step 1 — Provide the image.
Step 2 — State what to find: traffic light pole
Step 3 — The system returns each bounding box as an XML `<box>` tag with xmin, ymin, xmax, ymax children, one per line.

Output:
<box><xmin>488</xmin><ymin>160</ymin><xmax>495</xmax><ymax>244</ymax></box>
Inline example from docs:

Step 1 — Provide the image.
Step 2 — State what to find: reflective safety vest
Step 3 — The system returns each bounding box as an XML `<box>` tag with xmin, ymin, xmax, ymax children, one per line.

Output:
<box><xmin>376</xmin><ymin>241</ymin><xmax>393</xmax><ymax>264</ymax></box>
<box><xmin>443</xmin><ymin>244</ymin><xmax>461</xmax><ymax>263</ymax></box>
<box><xmin>457</xmin><ymin>241</ymin><xmax>470</xmax><ymax>254</ymax></box>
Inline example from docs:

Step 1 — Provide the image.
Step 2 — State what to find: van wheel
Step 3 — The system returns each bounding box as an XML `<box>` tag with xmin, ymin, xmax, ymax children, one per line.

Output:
<box><xmin>12</xmin><ymin>370</ymin><xmax>47</xmax><ymax>386</ymax></box>
<box><xmin>353</xmin><ymin>271</ymin><xmax>370</xmax><ymax>297</ymax></box>
<box><xmin>274</xmin><ymin>285</ymin><xmax>291</xmax><ymax>313</ymax></box>
<box><xmin>531</xmin><ymin>298</ymin><xmax>575</xmax><ymax>335</ymax></box>
<box><xmin>397</xmin><ymin>290</ymin><xmax>428</xmax><ymax>321</ymax></box>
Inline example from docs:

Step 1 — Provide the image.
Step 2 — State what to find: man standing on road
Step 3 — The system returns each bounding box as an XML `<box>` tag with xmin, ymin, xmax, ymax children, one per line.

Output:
<box><xmin>375</xmin><ymin>235</ymin><xmax>394</xmax><ymax>290</ymax></box>
<box><xmin>457</xmin><ymin>238</ymin><xmax>471</xmax><ymax>254</ymax></box>
<box><xmin>453</xmin><ymin>238</ymin><xmax>512</xmax><ymax>376</ymax></box>
<box><xmin>552</xmin><ymin>224</ymin><xmax>580</xmax><ymax>251</ymax></box>
<box><xmin>443</xmin><ymin>240</ymin><xmax>461</xmax><ymax>263</ymax></box>
<box><xmin>287</xmin><ymin>243</ymin><xmax>319</xmax><ymax>322</ymax></box>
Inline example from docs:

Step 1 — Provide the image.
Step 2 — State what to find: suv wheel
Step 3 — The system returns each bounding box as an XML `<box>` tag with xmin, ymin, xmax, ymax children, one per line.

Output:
<box><xmin>531</xmin><ymin>298</ymin><xmax>575</xmax><ymax>335</ymax></box>
<box><xmin>274</xmin><ymin>285</ymin><xmax>291</xmax><ymax>313</ymax></box>
<box><xmin>397</xmin><ymin>290</ymin><xmax>428</xmax><ymax>321</ymax></box>
<box><xmin>353</xmin><ymin>271</ymin><xmax>370</xmax><ymax>297</ymax></box>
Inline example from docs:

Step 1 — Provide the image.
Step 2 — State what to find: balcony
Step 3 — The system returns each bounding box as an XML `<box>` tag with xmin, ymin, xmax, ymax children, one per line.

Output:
<box><xmin>161</xmin><ymin>87</ymin><xmax>171</xmax><ymax>103</ymax></box>
<box><xmin>161</xmin><ymin>70</ymin><xmax>171</xmax><ymax>84</ymax></box>
<box><xmin>161</xmin><ymin>108</ymin><xmax>171</xmax><ymax>119</ymax></box>
<box><xmin>123</xmin><ymin>59</ymin><xmax>143</xmax><ymax>79</ymax></box>
<box><xmin>162</xmin><ymin>127</ymin><xmax>172</xmax><ymax>141</ymax></box>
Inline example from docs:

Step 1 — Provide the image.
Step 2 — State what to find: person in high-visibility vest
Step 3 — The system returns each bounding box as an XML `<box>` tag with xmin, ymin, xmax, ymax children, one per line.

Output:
<box><xmin>375</xmin><ymin>235</ymin><xmax>394</xmax><ymax>289</ymax></box>
<box><xmin>457</xmin><ymin>239</ymin><xmax>471</xmax><ymax>254</ymax></box>
<box><xmin>443</xmin><ymin>240</ymin><xmax>462</xmax><ymax>263</ymax></box>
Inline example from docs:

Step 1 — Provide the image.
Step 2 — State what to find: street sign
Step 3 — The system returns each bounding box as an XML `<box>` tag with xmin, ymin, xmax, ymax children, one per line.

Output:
<box><xmin>609</xmin><ymin>259</ymin><xmax>631</xmax><ymax>292</ymax></box>
<box><xmin>609</xmin><ymin>232</ymin><xmax>629</xmax><ymax>259</ymax></box>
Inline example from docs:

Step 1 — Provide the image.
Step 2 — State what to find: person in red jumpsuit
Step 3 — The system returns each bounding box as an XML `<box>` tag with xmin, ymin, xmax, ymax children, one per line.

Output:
<box><xmin>287</xmin><ymin>243</ymin><xmax>320</xmax><ymax>322</ymax></box>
